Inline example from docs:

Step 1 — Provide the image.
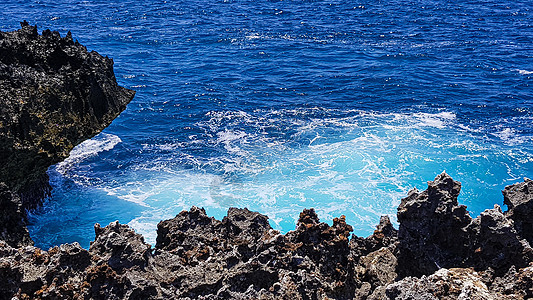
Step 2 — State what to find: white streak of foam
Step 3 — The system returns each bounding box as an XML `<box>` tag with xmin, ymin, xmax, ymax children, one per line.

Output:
<box><xmin>516</xmin><ymin>69</ymin><xmax>533</xmax><ymax>75</ymax></box>
<box><xmin>103</xmin><ymin>184</ymin><xmax>152</xmax><ymax>207</ymax></box>
<box><xmin>56</xmin><ymin>133</ymin><xmax>121</xmax><ymax>174</ymax></box>
<box><xmin>128</xmin><ymin>220</ymin><xmax>157</xmax><ymax>246</ymax></box>
<box><xmin>245</xmin><ymin>32</ymin><xmax>262</xmax><ymax>40</ymax></box>
<box><xmin>492</xmin><ymin>128</ymin><xmax>525</xmax><ymax>145</ymax></box>
<box><xmin>216</xmin><ymin>129</ymin><xmax>250</xmax><ymax>154</ymax></box>
<box><xmin>414</xmin><ymin>112</ymin><xmax>456</xmax><ymax>128</ymax></box>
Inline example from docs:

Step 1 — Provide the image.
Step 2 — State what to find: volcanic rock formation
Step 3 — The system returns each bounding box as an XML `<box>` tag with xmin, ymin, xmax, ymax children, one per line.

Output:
<box><xmin>0</xmin><ymin>22</ymin><xmax>134</xmax><ymax>247</ymax></box>
<box><xmin>0</xmin><ymin>174</ymin><xmax>533</xmax><ymax>299</ymax></box>
<box><xmin>0</xmin><ymin>21</ymin><xmax>134</xmax><ymax>210</ymax></box>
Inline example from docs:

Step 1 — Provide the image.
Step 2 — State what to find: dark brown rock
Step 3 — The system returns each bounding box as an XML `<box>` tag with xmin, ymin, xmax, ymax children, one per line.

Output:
<box><xmin>386</xmin><ymin>266</ymin><xmax>533</xmax><ymax>300</ymax></box>
<box><xmin>396</xmin><ymin>173</ymin><xmax>533</xmax><ymax>278</ymax></box>
<box><xmin>90</xmin><ymin>221</ymin><xmax>152</xmax><ymax>272</ymax></box>
<box><xmin>155</xmin><ymin>206</ymin><xmax>221</xmax><ymax>254</ymax></box>
<box><xmin>0</xmin><ymin>21</ymin><xmax>134</xmax><ymax>248</ymax></box>
<box><xmin>466</xmin><ymin>204</ymin><xmax>533</xmax><ymax>274</ymax></box>
<box><xmin>0</xmin><ymin>242</ymin><xmax>22</xmax><ymax>299</ymax></box>
<box><xmin>386</xmin><ymin>268</ymin><xmax>497</xmax><ymax>300</ymax></box>
<box><xmin>350</xmin><ymin>215</ymin><xmax>398</xmax><ymax>261</ymax></box>
<box><xmin>358</xmin><ymin>247</ymin><xmax>397</xmax><ymax>287</ymax></box>
<box><xmin>285</xmin><ymin>208</ymin><xmax>353</xmax><ymax>275</ymax></box>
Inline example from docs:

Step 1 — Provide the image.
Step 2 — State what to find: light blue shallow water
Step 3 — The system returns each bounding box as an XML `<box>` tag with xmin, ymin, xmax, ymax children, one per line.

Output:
<box><xmin>1</xmin><ymin>0</ymin><xmax>532</xmax><ymax>248</ymax></box>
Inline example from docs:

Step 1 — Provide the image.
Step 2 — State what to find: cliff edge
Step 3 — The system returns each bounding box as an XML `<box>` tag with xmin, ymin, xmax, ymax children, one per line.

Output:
<box><xmin>0</xmin><ymin>22</ymin><xmax>135</xmax><ymax>247</ymax></box>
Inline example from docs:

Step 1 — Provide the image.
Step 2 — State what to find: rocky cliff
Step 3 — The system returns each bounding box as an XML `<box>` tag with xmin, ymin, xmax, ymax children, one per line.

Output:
<box><xmin>1</xmin><ymin>23</ymin><xmax>532</xmax><ymax>299</ymax></box>
<box><xmin>0</xmin><ymin>22</ymin><xmax>134</xmax><ymax>247</ymax></box>
<box><xmin>0</xmin><ymin>21</ymin><xmax>134</xmax><ymax>210</ymax></box>
<box><xmin>0</xmin><ymin>174</ymin><xmax>532</xmax><ymax>299</ymax></box>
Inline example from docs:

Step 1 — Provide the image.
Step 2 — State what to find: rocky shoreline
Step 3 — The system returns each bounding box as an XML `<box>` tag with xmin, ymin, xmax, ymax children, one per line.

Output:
<box><xmin>1</xmin><ymin>23</ymin><xmax>532</xmax><ymax>299</ymax></box>
<box><xmin>1</xmin><ymin>175</ymin><xmax>532</xmax><ymax>299</ymax></box>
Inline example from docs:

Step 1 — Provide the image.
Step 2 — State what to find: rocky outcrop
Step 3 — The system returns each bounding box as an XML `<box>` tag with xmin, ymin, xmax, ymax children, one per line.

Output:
<box><xmin>0</xmin><ymin>21</ymin><xmax>134</xmax><ymax>210</ymax></box>
<box><xmin>0</xmin><ymin>174</ymin><xmax>532</xmax><ymax>299</ymax></box>
<box><xmin>396</xmin><ymin>173</ymin><xmax>533</xmax><ymax>278</ymax></box>
<box><xmin>396</xmin><ymin>172</ymin><xmax>471</xmax><ymax>277</ymax></box>
<box><xmin>503</xmin><ymin>178</ymin><xmax>533</xmax><ymax>244</ymax></box>
<box><xmin>386</xmin><ymin>267</ymin><xmax>532</xmax><ymax>300</ymax></box>
<box><xmin>0</xmin><ymin>22</ymin><xmax>134</xmax><ymax>247</ymax></box>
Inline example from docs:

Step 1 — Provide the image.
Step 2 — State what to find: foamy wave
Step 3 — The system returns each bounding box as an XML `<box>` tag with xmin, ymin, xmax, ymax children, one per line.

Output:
<box><xmin>103</xmin><ymin>184</ymin><xmax>153</xmax><ymax>207</ymax></box>
<box><xmin>516</xmin><ymin>69</ymin><xmax>533</xmax><ymax>75</ymax></box>
<box><xmin>390</xmin><ymin>111</ymin><xmax>456</xmax><ymax>129</ymax></box>
<box><xmin>127</xmin><ymin>217</ymin><xmax>162</xmax><ymax>246</ymax></box>
<box><xmin>421</xmin><ymin>112</ymin><xmax>456</xmax><ymax>125</ymax></box>
<box><xmin>492</xmin><ymin>128</ymin><xmax>525</xmax><ymax>145</ymax></box>
<box><xmin>56</xmin><ymin>133</ymin><xmax>121</xmax><ymax>174</ymax></box>
<box><xmin>245</xmin><ymin>32</ymin><xmax>262</xmax><ymax>40</ymax></box>
<box><xmin>42</xmin><ymin>107</ymin><xmax>533</xmax><ymax>241</ymax></box>
<box><xmin>216</xmin><ymin>129</ymin><xmax>250</xmax><ymax>154</ymax></box>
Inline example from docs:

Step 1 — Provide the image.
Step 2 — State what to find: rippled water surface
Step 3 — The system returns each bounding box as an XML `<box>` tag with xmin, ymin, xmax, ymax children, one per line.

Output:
<box><xmin>1</xmin><ymin>0</ymin><xmax>532</xmax><ymax>248</ymax></box>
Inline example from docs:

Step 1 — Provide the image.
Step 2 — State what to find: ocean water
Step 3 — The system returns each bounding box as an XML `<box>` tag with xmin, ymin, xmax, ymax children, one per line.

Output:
<box><xmin>1</xmin><ymin>0</ymin><xmax>532</xmax><ymax>249</ymax></box>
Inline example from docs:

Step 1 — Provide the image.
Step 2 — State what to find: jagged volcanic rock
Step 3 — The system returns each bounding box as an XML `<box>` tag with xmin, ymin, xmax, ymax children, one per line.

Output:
<box><xmin>0</xmin><ymin>21</ymin><xmax>134</xmax><ymax>247</ymax></box>
<box><xmin>466</xmin><ymin>204</ymin><xmax>533</xmax><ymax>275</ymax></box>
<box><xmin>1</xmin><ymin>174</ymin><xmax>532</xmax><ymax>299</ymax></box>
<box><xmin>396</xmin><ymin>173</ymin><xmax>533</xmax><ymax>278</ymax></box>
<box><xmin>0</xmin><ymin>21</ymin><xmax>134</xmax><ymax>209</ymax></box>
<box><xmin>396</xmin><ymin>172</ymin><xmax>472</xmax><ymax>277</ymax></box>
<box><xmin>387</xmin><ymin>268</ymin><xmax>502</xmax><ymax>299</ymax></box>
<box><xmin>387</xmin><ymin>266</ymin><xmax>533</xmax><ymax>299</ymax></box>
<box><xmin>503</xmin><ymin>178</ymin><xmax>533</xmax><ymax>244</ymax></box>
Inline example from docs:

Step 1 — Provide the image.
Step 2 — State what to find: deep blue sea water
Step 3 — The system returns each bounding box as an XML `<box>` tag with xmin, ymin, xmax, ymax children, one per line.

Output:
<box><xmin>1</xmin><ymin>0</ymin><xmax>532</xmax><ymax>249</ymax></box>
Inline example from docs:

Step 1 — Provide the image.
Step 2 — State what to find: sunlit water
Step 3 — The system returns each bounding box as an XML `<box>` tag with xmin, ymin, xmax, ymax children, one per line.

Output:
<box><xmin>1</xmin><ymin>0</ymin><xmax>531</xmax><ymax>248</ymax></box>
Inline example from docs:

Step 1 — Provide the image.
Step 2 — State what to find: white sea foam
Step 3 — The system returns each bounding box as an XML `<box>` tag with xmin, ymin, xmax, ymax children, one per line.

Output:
<box><xmin>516</xmin><ymin>69</ymin><xmax>533</xmax><ymax>75</ymax></box>
<box><xmin>127</xmin><ymin>218</ymin><xmax>159</xmax><ymax>246</ymax></box>
<box><xmin>36</xmin><ymin>107</ymin><xmax>533</xmax><ymax>246</ymax></box>
<box><xmin>492</xmin><ymin>127</ymin><xmax>525</xmax><ymax>145</ymax></box>
<box><xmin>216</xmin><ymin>130</ymin><xmax>249</xmax><ymax>153</ymax></box>
<box><xmin>412</xmin><ymin>112</ymin><xmax>456</xmax><ymax>128</ymax></box>
<box><xmin>56</xmin><ymin>133</ymin><xmax>122</xmax><ymax>175</ymax></box>
<box><xmin>245</xmin><ymin>32</ymin><xmax>262</xmax><ymax>40</ymax></box>
<box><xmin>103</xmin><ymin>183</ymin><xmax>153</xmax><ymax>207</ymax></box>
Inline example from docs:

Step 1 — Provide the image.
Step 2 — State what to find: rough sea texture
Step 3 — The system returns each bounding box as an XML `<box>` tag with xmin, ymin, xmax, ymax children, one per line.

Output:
<box><xmin>1</xmin><ymin>0</ymin><xmax>531</xmax><ymax>249</ymax></box>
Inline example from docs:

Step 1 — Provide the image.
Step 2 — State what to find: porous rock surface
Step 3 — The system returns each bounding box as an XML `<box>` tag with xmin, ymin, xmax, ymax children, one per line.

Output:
<box><xmin>0</xmin><ymin>174</ymin><xmax>532</xmax><ymax>299</ymax></box>
<box><xmin>0</xmin><ymin>183</ymin><xmax>31</xmax><ymax>248</ymax></box>
<box><xmin>397</xmin><ymin>173</ymin><xmax>533</xmax><ymax>278</ymax></box>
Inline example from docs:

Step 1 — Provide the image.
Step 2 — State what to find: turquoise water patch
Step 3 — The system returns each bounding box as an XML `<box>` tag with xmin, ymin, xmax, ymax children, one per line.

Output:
<box><xmin>28</xmin><ymin>109</ymin><xmax>533</xmax><ymax>248</ymax></box>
